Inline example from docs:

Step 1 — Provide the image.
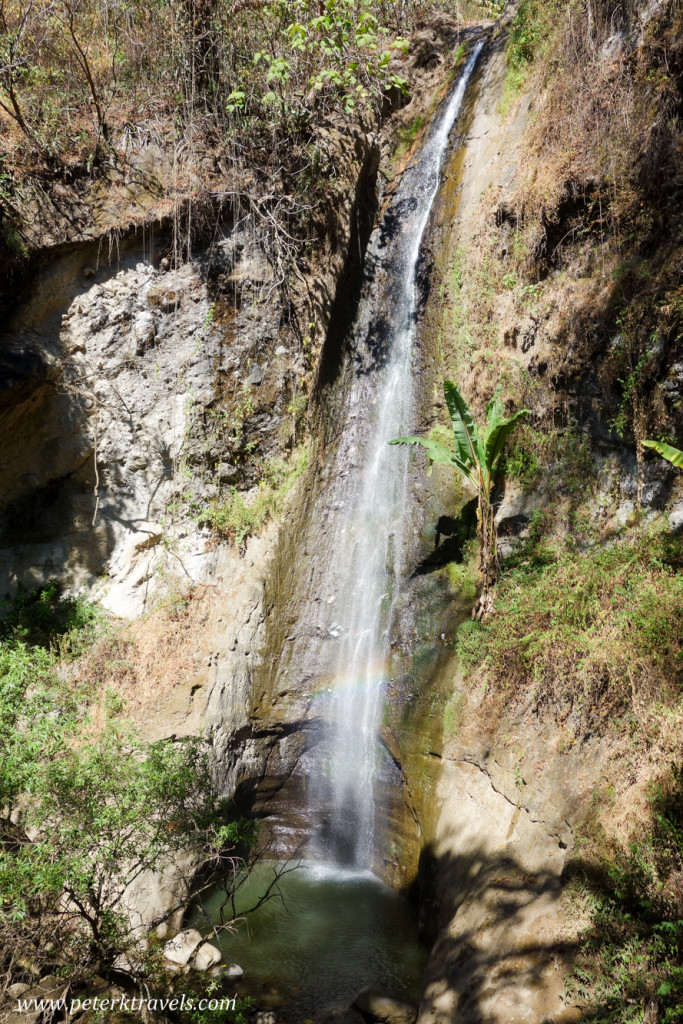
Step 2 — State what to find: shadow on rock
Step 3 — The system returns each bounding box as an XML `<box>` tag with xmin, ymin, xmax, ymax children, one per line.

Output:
<box><xmin>408</xmin><ymin>841</ymin><xmax>581</xmax><ymax>1024</ymax></box>
<box><xmin>412</xmin><ymin>501</ymin><xmax>478</xmax><ymax>577</ymax></box>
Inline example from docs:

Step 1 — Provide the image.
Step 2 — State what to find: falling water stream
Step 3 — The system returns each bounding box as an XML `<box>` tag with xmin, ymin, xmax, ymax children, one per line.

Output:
<box><xmin>310</xmin><ymin>39</ymin><xmax>484</xmax><ymax>867</ymax></box>
<box><xmin>198</xmin><ymin>42</ymin><xmax>484</xmax><ymax>1020</ymax></box>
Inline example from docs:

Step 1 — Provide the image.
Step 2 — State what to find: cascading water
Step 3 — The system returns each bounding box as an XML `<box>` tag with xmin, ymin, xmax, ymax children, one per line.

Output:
<box><xmin>197</xmin><ymin>41</ymin><xmax>486</xmax><ymax>1022</ymax></box>
<box><xmin>303</xmin><ymin>40</ymin><xmax>485</xmax><ymax>869</ymax></box>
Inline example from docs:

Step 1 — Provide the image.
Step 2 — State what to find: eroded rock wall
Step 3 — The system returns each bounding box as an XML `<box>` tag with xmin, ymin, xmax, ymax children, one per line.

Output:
<box><xmin>0</xmin><ymin>209</ymin><xmax>349</xmax><ymax>618</ymax></box>
<box><xmin>410</xmin><ymin>2</ymin><xmax>683</xmax><ymax>1021</ymax></box>
<box><xmin>0</xmin><ymin>20</ymin><xmax>485</xmax><ymax>907</ymax></box>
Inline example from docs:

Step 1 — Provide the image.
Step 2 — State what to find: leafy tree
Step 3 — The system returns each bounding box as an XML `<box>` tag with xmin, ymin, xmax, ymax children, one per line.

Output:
<box><xmin>0</xmin><ymin>587</ymin><xmax>263</xmax><ymax>999</ymax></box>
<box><xmin>391</xmin><ymin>381</ymin><xmax>528</xmax><ymax>616</ymax></box>
<box><xmin>643</xmin><ymin>439</ymin><xmax>683</xmax><ymax>469</ymax></box>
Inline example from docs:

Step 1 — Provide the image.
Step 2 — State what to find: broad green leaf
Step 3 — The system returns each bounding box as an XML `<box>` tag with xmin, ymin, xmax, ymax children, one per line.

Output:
<box><xmin>483</xmin><ymin>389</ymin><xmax>503</xmax><ymax>446</ymax></box>
<box><xmin>485</xmin><ymin>410</ymin><xmax>529</xmax><ymax>471</ymax></box>
<box><xmin>443</xmin><ymin>381</ymin><xmax>481</xmax><ymax>469</ymax></box>
<box><xmin>485</xmin><ymin>389</ymin><xmax>503</xmax><ymax>426</ymax></box>
<box><xmin>389</xmin><ymin>436</ymin><xmax>475</xmax><ymax>483</ymax></box>
<box><xmin>642</xmin><ymin>439</ymin><xmax>683</xmax><ymax>468</ymax></box>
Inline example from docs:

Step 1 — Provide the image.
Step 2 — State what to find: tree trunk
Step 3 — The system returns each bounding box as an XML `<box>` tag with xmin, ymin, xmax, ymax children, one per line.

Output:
<box><xmin>473</xmin><ymin>491</ymin><xmax>498</xmax><ymax>620</ymax></box>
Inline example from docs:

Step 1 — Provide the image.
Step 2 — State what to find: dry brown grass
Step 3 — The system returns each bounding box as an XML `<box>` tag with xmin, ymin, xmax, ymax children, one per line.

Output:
<box><xmin>72</xmin><ymin>584</ymin><xmax>215</xmax><ymax>730</ymax></box>
<box><xmin>442</xmin><ymin>0</ymin><xmax>683</xmax><ymax>466</ymax></box>
<box><xmin>513</xmin><ymin>0</ymin><xmax>682</xmax><ymax>234</ymax></box>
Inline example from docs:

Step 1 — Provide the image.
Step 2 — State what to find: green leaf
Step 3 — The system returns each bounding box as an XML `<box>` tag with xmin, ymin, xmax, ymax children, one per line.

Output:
<box><xmin>643</xmin><ymin>439</ymin><xmax>683</xmax><ymax>468</ymax></box>
<box><xmin>443</xmin><ymin>380</ymin><xmax>482</xmax><ymax>470</ymax></box>
<box><xmin>389</xmin><ymin>436</ymin><xmax>475</xmax><ymax>483</ymax></box>
<box><xmin>485</xmin><ymin>410</ymin><xmax>529</xmax><ymax>471</ymax></box>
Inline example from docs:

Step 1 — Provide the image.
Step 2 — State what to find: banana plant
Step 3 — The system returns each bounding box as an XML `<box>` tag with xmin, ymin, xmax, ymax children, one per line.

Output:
<box><xmin>390</xmin><ymin>381</ymin><xmax>528</xmax><ymax>616</ymax></box>
<box><xmin>642</xmin><ymin>439</ymin><xmax>683</xmax><ymax>468</ymax></box>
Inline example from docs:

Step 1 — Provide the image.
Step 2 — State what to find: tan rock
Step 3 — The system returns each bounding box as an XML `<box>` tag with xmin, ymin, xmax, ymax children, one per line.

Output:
<box><xmin>192</xmin><ymin>942</ymin><xmax>221</xmax><ymax>971</ymax></box>
<box><xmin>353</xmin><ymin>986</ymin><xmax>417</xmax><ymax>1024</ymax></box>
<box><xmin>163</xmin><ymin>928</ymin><xmax>203</xmax><ymax>966</ymax></box>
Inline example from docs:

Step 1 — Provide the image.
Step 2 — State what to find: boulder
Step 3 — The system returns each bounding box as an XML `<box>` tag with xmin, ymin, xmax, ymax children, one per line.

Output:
<box><xmin>253</xmin><ymin>1013</ymin><xmax>277</xmax><ymax>1024</ymax></box>
<box><xmin>352</xmin><ymin>985</ymin><xmax>417</xmax><ymax>1024</ymax></box>
<box><xmin>7</xmin><ymin>984</ymin><xmax>29</xmax><ymax>999</ymax></box>
<box><xmin>163</xmin><ymin>928</ymin><xmax>203</xmax><ymax>966</ymax></box>
<box><xmin>210</xmin><ymin>962</ymin><xmax>244</xmax><ymax>981</ymax></box>
<box><xmin>192</xmin><ymin>942</ymin><xmax>221</xmax><ymax>971</ymax></box>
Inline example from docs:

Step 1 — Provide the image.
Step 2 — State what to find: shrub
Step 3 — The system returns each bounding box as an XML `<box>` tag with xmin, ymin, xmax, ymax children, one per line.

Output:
<box><xmin>0</xmin><ymin>577</ymin><xmax>101</xmax><ymax>652</ymax></box>
<box><xmin>567</xmin><ymin>762</ymin><xmax>683</xmax><ymax>1022</ymax></box>
<box><xmin>196</xmin><ymin>444</ymin><xmax>308</xmax><ymax>543</ymax></box>
<box><xmin>0</xmin><ymin>584</ymin><xmax>258</xmax><ymax>991</ymax></box>
<box><xmin>455</xmin><ymin>524</ymin><xmax>683</xmax><ymax>725</ymax></box>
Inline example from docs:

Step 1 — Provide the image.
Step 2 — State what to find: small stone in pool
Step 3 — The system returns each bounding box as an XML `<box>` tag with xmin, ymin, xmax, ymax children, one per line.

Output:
<box><xmin>210</xmin><ymin>963</ymin><xmax>244</xmax><ymax>981</ymax></box>
<box><xmin>352</xmin><ymin>985</ymin><xmax>417</xmax><ymax>1024</ymax></box>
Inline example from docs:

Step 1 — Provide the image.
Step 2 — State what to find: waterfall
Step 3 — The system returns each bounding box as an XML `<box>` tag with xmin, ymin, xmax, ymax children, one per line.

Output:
<box><xmin>302</xmin><ymin>41</ymin><xmax>484</xmax><ymax>869</ymax></box>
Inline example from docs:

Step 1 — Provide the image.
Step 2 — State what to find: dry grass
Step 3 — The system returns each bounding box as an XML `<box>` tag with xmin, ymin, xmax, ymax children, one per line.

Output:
<box><xmin>72</xmin><ymin>584</ymin><xmax>215</xmax><ymax>729</ymax></box>
<box><xmin>0</xmin><ymin>0</ymin><xmax>502</xmax><ymax>268</ymax></box>
<box><xmin>518</xmin><ymin>0</ymin><xmax>683</xmax><ymax>230</ymax></box>
<box><xmin>441</xmin><ymin>0</ymin><xmax>683</xmax><ymax>467</ymax></box>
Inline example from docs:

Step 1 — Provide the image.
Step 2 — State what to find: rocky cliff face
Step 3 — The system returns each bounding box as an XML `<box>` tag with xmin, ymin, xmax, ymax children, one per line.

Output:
<box><xmin>0</xmin><ymin>14</ymin><xmax>476</xmax><ymax>881</ymax></box>
<box><xmin>1</xmin><ymin>2</ymin><xmax>680</xmax><ymax>1019</ymax></box>
<box><xmin>0</xmin><ymin>178</ymin><xmax>362</xmax><ymax>619</ymax></box>
<box><xmin>0</xmin><ymin>15</ymin><xmax>469</xmax><ymax>614</ymax></box>
<box><xmin>408</xmin><ymin>2</ymin><xmax>683</xmax><ymax>1021</ymax></box>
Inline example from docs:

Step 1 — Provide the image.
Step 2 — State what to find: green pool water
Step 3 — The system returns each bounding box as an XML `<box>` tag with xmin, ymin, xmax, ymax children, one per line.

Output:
<box><xmin>188</xmin><ymin>861</ymin><xmax>427</xmax><ymax>1022</ymax></box>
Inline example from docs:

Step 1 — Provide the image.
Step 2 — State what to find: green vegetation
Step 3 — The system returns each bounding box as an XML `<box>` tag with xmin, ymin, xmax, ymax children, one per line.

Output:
<box><xmin>0</xmin><ymin>0</ymin><xmax>509</xmax><ymax>274</ymax></box>
<box><xmin>391</xmin><ymin>381</ymin><xmax>528</xmax><ymax>615</ymax></box>
<box><xmin>0</xmin><ymin>1</ymin><xmax>444</xmax><ymax>266</ymax></box>
<box><xmin>643</xmin><ymin>440</ymin><xmax>683</xmax><ymax>469</ymax></box>
<box><xmin>285</xmin><ymin>390</ymin><xmax>309</xmax><ymax>444</ymax></box>
<box><xmin>396</xmin><ymin>112</ymin><xmax>427</xmax><ymax>151</ymax></box>
<box><xmin>507</xmin><ymin>0</ymin><xmax>546</xmax><ymax>70</ymax></box>
<box><xmin>497</xmin><ymin>422</ymin><xmax>594</xmax><ymax>496</ymax></box>
<box><xmin>455</xmin><ymin>522</ymin><xmax>683</xmax><ymax>724</ymax></box>
<box><xmin>567</xmin><ymin>762</ymin><xmax>683</xmax><ymax>1023</ymax></box>
<box><xmin>447</xmin><ymin>554</ymin><xmax>478</xmax><ymax>602</ymax></box>
<box><xmin>498</xmin><ymin>429</ymin><xmax>542</xmax><ymax>492</ymax></box>
<box><xmin>196</xmin><ymin>444</ymin><xmax>308</xmax><ymax>543</ymax></box>
<box><xmin>443</xmin><ymin>690</ymin><xmax>465</xmax><ymax>740</ymax></box>
<box><xmin>0</xmin><ymin>0</ymin><xmax>410</xmax><ymax>157</ymax></box>
<box><xmin>0</xmin><ymin>583</ymin><xmax>261</xmax><ymax>1007</ymax></box>
<box><xmin>499</xmin><ymin>0</ymin><xmax>558</xmax><ymax>115</ymax></box>
<box><xmin>0</xmin><ymin>576</ymin><xmax>102</xmax><ymax>651</ymax></box>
